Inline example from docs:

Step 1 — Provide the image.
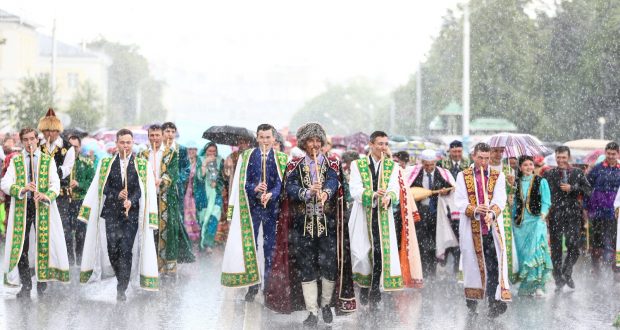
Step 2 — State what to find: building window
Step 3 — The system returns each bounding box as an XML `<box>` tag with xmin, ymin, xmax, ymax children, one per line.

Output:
<box><xmin>67</xmin><ymin>73</ymin><xmax>79</xmax><ymax>89</ymax></box>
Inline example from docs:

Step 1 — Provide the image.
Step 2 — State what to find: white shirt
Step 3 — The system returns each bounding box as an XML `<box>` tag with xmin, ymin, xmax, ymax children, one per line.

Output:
<box><xmin>421</xmin><ymin>170</ymin><xmax>435</xmax><ymax>205</ymax></box>
<box><xmin>490</xmin><ymin>163</ymin><xmax>503</xmax><ymax>173</ymax></box>
<box><xmin>120</xmin><ymin>155</ymin><xmax>130</xmax><ymax>184</ymax></box>
<box><xmin>40</xmin><ymin>137</ymin><xmax>75</xmax><ymax>179</ymax></box>
<box><xmin>147</xmin><ymin>144</ymin><xmax>164</xmax><ymax>179</ymax></box>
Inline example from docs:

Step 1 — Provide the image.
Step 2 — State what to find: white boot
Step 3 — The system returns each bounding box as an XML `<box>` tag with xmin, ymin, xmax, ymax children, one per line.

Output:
<box><xmin>321</xmin><ymin>278</ymin><xmax>335</xmax><ymax>323</ymax></box>
<box><xmin>302</xmin><ymin>280</ymin><xmax>319</xmax><ymax>326</ymax></box>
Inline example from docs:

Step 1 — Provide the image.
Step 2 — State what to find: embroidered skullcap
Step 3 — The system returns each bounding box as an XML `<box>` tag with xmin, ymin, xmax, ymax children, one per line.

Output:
<box><xmin>420</xmin><ymin>149</ymin><xmax>437</xmax><ymax>161</ymax></box>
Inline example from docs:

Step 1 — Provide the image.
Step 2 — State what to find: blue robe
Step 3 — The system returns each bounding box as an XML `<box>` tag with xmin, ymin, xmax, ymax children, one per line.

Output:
<box><xmin>244</xmin><ymin>148</ymin><xmax>282</xmax><ymax>282</ymax></box>
<box><xmin>512</xmin><ymin>175</ymin><xmax>553</xmax><ymax>295</ymax></box>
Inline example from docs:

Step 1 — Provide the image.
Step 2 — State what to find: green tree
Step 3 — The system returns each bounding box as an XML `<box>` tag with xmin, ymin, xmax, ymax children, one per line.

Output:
<box><xmin>290</xmin><ymin>79</ymin><xmax>390</xmax><ymax>135</ymax></box>
<box><xmin>67</xmin><ymin>81</ymin><xmax>103</xmax><ymax>131</ymax></box>
<box><xmin>4</xmin><ymin>74</ymin><xmax>54</xmax><ymax>129</ymax></box>
<box><xmin>88</xmin><ymin>38</ymin><xmax>166</xmax><ymax>127</ymax></box>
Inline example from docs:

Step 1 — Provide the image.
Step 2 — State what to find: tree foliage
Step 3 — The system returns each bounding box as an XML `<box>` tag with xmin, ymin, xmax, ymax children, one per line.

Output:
<box><xmin>4</xmin><ymin>74</ymin><xmax>54</xmax><ymax>129</ymax></box>
<box><xmin>67</xmin><ymin>81</ymin><xmax>103</xmax><ymax>131</ymax></box>
<box><xmin>88</xmin><ymin>38</ymin><xmax>167</xmax><ymax>127</ymax></box>
<box><xmin>289</xmin><ymin>79</ymin><xmax>390</xmax><ymax>135</ymax></box>
<box><xmin>394</xmin><ymin>0</ymin><xmax>620</xmax><ymax>141</ymax></box>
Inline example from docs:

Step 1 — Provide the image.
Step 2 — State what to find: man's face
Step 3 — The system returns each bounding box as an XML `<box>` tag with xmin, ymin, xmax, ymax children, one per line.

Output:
<box><xmin>3</xmin><ymin>138</ymin><xmax>15</xmax><ymax>152</ymax></box>
<box><xmin>69</xmin><ymin>138</ymin><xmax>81</xmax><ymax>154</ymax></box>
<box><xmin>397</xmin><ymin>159</ymin><xmax>407</xmax><ymax>169</ymax></box>
<box><xmin>148</xmin><ymin>129</ymin><xmax>163</xmax><ymax>148</ymax></box>
<box><xmin>555</xmin><ymin>152</ymin><xmax>570</xmax><ymax>168</ymax></box>
<box><xmin>369</xmin><ymin>136</ymin><xmax>389</xmax><ymax>159</ymax></box>
<box><xmin>304</xmin><ymin>137</ymin><xmax>323</xmax><ymax>155</ymax></box>
<box><xmin>508</xmin><ymin>157</ymin><xmax>518</xmax><ymax>169</ymax></box>
<box><xmin>473</xmin><ymin>151</ymin><xmax>490</xmax><ymax>169</ymax></box>
<box><xmin>605</xmin><ymin>149</ymin><xmax>618</xmax><ymax>165</ymax></box>
<box><xmin>449</xmin><ymin>147</ymin><xmax>463</xmax><ymax>162</ymax></box>
<box><xmin>490</xmin><ymin>147</ymin><xmax>505</xmax><ymax>163</ymax></box>
<box><xmin>322</xmin><ymin>141</ymin><xmax>332</xmax><ymax>154</ymax></box>
<box><xmin>237</xmin><ymin>139</ymin><xmax>250</xmax><ymax>152</ymax></box>
<box><xmin>163</xmin><ymin>128</ymin><xmax>176</xmax><ymax>144</ymax></box>
<box><xmin>188</xmin><ymin>148</ymin><xmax>197</xmax><ymax>159</ymax></box>
<box><xmin>116</xmin><ymin>134</ymin><xmax>134</xmax><ymax>157</ymax></box>
<box><xmin>422</xmin><ymin>160</ymin><xmax>436</xmax><ymax>173</ymax></box>
<box><xmin>43</xmin><ymin>130</ymin><xmax>59</xmax><ymax>143</ymax></box>
<box><xmin>257</xmin><ymin>129</ymin><xmax>275</xmax><ymax>150</ymax></box>
<box><xmin>21</xmin><ymin>132</ymin><xmax>38</xmax><ymax>152</ymax></box>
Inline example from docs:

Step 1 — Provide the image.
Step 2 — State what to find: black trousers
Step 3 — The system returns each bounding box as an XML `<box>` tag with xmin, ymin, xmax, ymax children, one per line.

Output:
<box><xmin>393</xmin><ymin>206</ymin><xmax>403</xmax><ymax>252</ymax></box>
<box><xmin>591</xmin><ymin>217</ymin><xmax>617</xmax><ymax>261</ymax></box>
<box><xmin>416</xmin><ymin>205</ymin><xmax>437</xmax><ymax>277</ymax></box>
<box><xmin>362</xmin><ymin>207</ymin><xmax>383</xmax><ymax>303</ymax></box>
<box><xmin>57</xmin><ymin>195</ymin><xmax>74</xmax><ymax>264</ymax></box>
<box><xmin>549</xmin><ymin>216</ymin><xmax>580</xmax><ymax>282</ymax></box>
<box><xmin>105</xmin><ymin>216</ymin><xmax>138</xmax><ymax>293</ymax></box>
<box><xmin>294</xmin><ymin>228</ymin><xmax>337</xmax><ymax>283</ymax></box>
<box><xmin>445</xmin><ymin>220</ymin><xmax>460</xmax><ymax>273</ymax></box>
<box><xmin>64</xmin><ymin>198</ymin><xmax>87</xmax><ymax>265</ymax></box>
<box><xmin>482</xmin><ymin>233</ymin><xmax>499</xmax><ymax>300</ymax></box>
<box><xmin>18</xmin><ymin>198</ymin><xmax>45</xmax><ymax>291</ymax></box>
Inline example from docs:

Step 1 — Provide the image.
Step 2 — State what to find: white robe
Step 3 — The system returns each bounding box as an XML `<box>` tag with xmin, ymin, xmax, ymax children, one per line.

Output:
<box><xmin>1</xmin><ymin>151</ymin><xmax>70</xmax><ymax>287</ymax></box>
<box><xmin>348</xmin><ymin>157</ymin><xmax>403</xmax><ymax>291</ymax></box>
<box><xmin>455</xmin><ymin>168</ymin><xmax>512</xmax><ymax>302</ymax></box>
<box><xmin>79</xmin><ymin>154</ymin><xmax>159</xmax><ymax>291</ymax></box>
<box><xmin>221</xmin><ymin>148</ymin><xmax>287</xmax><ymax>288</ymax></box>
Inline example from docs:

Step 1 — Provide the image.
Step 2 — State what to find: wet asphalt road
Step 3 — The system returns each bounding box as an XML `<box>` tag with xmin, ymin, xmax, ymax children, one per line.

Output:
<box><xmin>1</xmin><ymin>245</ymin><xmax>619</xmax><ymax>329</ymax></box>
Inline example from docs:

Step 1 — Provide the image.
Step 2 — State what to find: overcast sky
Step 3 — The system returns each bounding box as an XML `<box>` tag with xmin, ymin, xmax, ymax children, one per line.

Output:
<box><xmin>4</xmin><ymin>0</ymin><xmax>461</xmax><ymax>131</ymax></box>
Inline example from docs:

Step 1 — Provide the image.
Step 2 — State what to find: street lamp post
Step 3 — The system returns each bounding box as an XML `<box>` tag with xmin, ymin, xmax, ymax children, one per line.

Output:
<box><xmin>598</xmin><ymin>117</ymin><xmax>606</xmax><ymax>140</ymax></box>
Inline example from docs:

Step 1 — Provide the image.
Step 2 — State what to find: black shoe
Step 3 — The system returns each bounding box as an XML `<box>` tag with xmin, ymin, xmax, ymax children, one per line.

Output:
<box><xmin>359</xmin><ymin>288</ymin><xmax>369</xmax><ymax>306</ymax></box>
<box><xmin>369</xmin><ymin>300</ymin><xmax>380</xmax><ymax>313</ymax></box>
<box><xmin>245</xmin><ymin>286</ymin><xmax>258</xmax><ymax>302</ymax></box>
<box><xmin>555</xmin><ymin>278</ymin><xmax>565</xmax><ymax>292</ymax></box>
<box><xmin>466</xmin><ymin>299</ymin><xmax>478</xmax><ymax>315</ymax></box>
<box><xmin>322</xmin><ymin>306</ymin><xmax>333</xmax><ymax>323</ymax></box>
<box><xmin>36</xmin><ymin>282</ymin><xmax>47</xmax><ymax>295</ymax></box>
<box><xmin>303</xmin><ymin>313</ymin><xmax>318</xmax><ymax>327</ymax></box>
<box><xmin>117</xmin><ymin>291</ymin><xmax>127</xmax><ymax>302</ymax></box>
<box><xmin>16</xmin><ymin>289</ymin><xmax>31</xmax><ymax>299</ymax></box>
<box><xmin>488</xmin><ymin>300</ymin><xmax>507</xmax><ymax>318</ymax></box>
<box><xmin>565</xmin><ymin>276</ymin><xmax>575</xmax><ymax>289</ymax></box>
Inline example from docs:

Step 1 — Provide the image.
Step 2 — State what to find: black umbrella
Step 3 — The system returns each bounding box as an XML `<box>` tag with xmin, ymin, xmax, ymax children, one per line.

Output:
<box><xmin>202</xmin><ymin>125</ymin><xmax>256</xmax><ymax>146</ymax></box>
<box><xmin>63</xmin><ymin>127</ymin><xmax>88</xmax><ymax>139</ymax></box>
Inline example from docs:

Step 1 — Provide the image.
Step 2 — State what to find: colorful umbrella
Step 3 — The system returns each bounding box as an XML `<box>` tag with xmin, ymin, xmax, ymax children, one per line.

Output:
<box><xmin>487</xmin><ymin>133</ymin><xmax>550</xmax><ymax>158</ymax></box>
<box><xmin>583</xmin><ymin>149</ymin><xmax>604</xmax><ymax>164</ymax></box>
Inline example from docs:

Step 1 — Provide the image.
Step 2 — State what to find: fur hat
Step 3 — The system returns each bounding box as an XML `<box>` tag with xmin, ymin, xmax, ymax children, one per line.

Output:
<box><xmin>38</xmin><ymin>108</ymin><xmax>63</xmax><ymax>132</ymax></box>
<box><xmin>296</xmin><ymin>122</ymin><xmax>326</xmax><ymax>151</ymax></box>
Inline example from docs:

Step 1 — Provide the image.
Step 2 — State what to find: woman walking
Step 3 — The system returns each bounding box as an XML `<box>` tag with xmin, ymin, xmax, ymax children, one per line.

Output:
<box><xmin>197</xmin><ymin>142</ymin><xmax>224</xmax><ymax>252</ymax></box>
<box><xmin>512</xmin><ymin>155</ymin><xmax>553</xmax><ymax>297</ymax></box>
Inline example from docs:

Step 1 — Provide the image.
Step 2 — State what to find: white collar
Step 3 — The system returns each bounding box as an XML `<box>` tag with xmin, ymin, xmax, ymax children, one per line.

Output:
<box><xmin>370</xmin><ymin>155</ymin><xmax>382</xmax><ymax>165</ymax></box>
<box><xmin>23</xmin><ymin>149</ymin><xmax>41</xmax><ymax>158</ymax></box>
<box><xmin>149</xmin><ymin>144</ymin><xmax>164</xmax><ymax>153</ymax></box>
<box><xmin>41</xmin><ymin>137</ymin><xmax>63</xmax><ymax>149</ymax></box>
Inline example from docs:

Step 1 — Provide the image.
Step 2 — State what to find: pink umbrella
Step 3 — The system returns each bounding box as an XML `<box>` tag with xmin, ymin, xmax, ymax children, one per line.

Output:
<box><xmin>583</xmin><ymin>149</ymin><xmax>604</xmax><ymax>164</ymax></box>
<box><xmin>487</xmin><ymin>133</ymin><xmax>550</xmax><ymax>158</ymax></box>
